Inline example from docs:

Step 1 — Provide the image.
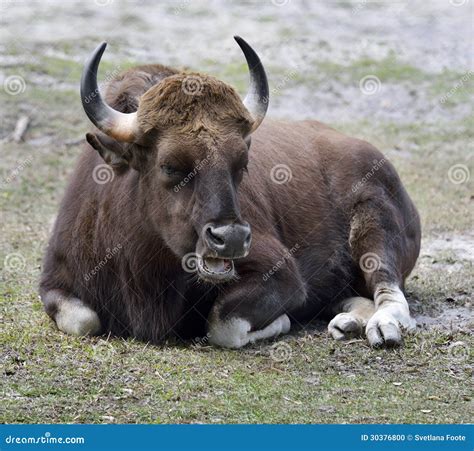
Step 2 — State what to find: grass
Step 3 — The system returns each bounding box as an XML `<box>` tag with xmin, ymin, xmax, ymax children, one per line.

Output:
<box><xmin>1</xmin><ymin>18</ymin><xmax>473</xmax><ymax>424</ymax></box>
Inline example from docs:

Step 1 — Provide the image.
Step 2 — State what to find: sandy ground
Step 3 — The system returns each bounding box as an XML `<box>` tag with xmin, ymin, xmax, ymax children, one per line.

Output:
<box><xmin>0</xmin><ymin>0</ymin><xmax>472</xmax><ymax>423</ymax></box>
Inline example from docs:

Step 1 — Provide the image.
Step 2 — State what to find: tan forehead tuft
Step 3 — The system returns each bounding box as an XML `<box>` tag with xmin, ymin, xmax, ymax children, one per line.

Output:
<box><xmin>137</xmin><ymin>73</ymin><xmax>254</xmax><ymax>136</ymax></box>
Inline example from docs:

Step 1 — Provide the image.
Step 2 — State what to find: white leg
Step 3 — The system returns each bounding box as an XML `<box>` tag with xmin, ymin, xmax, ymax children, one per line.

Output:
<box><xmin>208</xmin><ymin>314</ymin><xmax>291</xmax><ymax>349</ymax></box>
<box><xmin>365</xmin><ymin>283</ymin><xmax>416</xmax><ymax>347</ymax></box>
<box><xmin>54</xmin><ymin>296</ymin><xmax>101</xmax><ymax>336</ymax></box>
<box><xmin>328</xmin><ymin>297</ymin><xmax>375</xmax><ymax>340</ymax></box>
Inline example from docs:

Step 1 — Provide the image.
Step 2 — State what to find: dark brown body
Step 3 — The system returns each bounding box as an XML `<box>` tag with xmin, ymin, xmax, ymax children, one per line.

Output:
<box><xmin>40</xmin><ymin>61</ymin><xmax>421</xmax><ymax>346</ymax></box>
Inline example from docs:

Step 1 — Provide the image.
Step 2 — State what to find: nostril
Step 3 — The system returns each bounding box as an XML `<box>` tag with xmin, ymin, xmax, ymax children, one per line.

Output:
<box><xmin>206</xmin><ymin>226</ymin><xmax>225</xmax><ymax>246</ymax></box>
<box><xmin>244</xmin><ymin>231</ymin><xmax>252</xmax><ymax>247</ymax></box>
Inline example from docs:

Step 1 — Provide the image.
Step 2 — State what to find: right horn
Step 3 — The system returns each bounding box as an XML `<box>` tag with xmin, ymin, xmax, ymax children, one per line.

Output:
<box><xmin>81</xmin><ymin>42</ymin><xmax>139</xmax><ymax>143</ymax></box>
<box><xmin>234</xmin><ymin>36</ymin><xmax>269</xmax><ymax>133</ymax></box>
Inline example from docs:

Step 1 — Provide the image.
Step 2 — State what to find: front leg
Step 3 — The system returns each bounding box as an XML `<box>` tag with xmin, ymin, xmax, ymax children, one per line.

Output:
<box><xmin>207</xmin><ymin>234</ymin><xmax>306</xmax><ymax>349</ymax></box>
<box><xmin>365</xmin><ymin>283</ymin><xmax>417</xmax><ymax>347</ymax></box>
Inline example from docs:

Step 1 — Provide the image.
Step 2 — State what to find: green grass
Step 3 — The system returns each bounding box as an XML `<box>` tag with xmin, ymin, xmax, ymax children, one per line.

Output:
<box><xmin>2</xmin><ymin>295</ymin><xmax>472</xmax><ymax>424</ymax></box>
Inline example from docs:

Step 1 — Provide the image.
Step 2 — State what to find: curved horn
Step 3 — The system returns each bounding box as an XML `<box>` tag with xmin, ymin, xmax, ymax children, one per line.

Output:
<box><xmin>81</xmin><ymin>42</ymin><xmax>138</xmax><ymax>143</ymax></box>
<box><xmin>234</xmin><ymin>36</ymin><xmax>269</xmax><ymax>133</ymax></box>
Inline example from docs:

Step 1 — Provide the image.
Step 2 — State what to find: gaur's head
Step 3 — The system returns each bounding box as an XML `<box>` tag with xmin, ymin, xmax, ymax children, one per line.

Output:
<box><xmin>81</xmin><ymin>37</ymin><xmax>268</xmax><ymax>283</ymax></box>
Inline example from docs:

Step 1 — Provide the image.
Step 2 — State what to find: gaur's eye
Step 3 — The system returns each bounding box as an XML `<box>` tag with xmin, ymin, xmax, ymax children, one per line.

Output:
<box><xmin>234</xmin><ymin>164</ymin><xmax>248</xmax><ymax>184</ymax></box>
<box><xmin>237</xmin><ymin>162</ymin><xmax>248</xmax><ymax>175</ymax></box>
<box><xmin>161</xmin><ymin>165</ymin><xmax>179</xmax><ymax>176</ymax></box>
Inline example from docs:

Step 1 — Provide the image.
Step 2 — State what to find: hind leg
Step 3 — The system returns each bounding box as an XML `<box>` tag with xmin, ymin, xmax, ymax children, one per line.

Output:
<box><xmin>41</xmin><ymin>289</ymin><xmax>101</xmax><ymax>336</ymax></box>
<box><xmin>328</xmin><ymin>297</ymin><xmax>375</xmax><ymax>340</ymax></box>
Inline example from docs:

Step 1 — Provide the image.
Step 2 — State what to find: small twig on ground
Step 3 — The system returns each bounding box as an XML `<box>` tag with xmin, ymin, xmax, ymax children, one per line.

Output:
<box><xmin>64</xmin><ymin>136</ymin><xmax>85</xmax><ymax>147</ymax></box>
<box><xmin>12</xmin><ymin>115</ymin><xmax>30</xmax><ymax>143</ymax></box>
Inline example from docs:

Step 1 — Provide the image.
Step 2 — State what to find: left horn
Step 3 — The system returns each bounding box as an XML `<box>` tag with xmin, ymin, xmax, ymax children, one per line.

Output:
<box><xmin>234</xmin><ymin>36</ymin><xmax>269</xmax><ymax>133</ymax></box>
<box><xmin>81</xmin><ymin>42</ymin><xmax>139</xmax><ymax>143</ymax></box>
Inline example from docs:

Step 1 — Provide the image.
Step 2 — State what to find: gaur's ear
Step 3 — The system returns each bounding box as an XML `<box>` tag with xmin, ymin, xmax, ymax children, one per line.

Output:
<box><xmin>86</xmin><ymin>132</ymin><xmax>129</xmax><ymax>170</ymax></box>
